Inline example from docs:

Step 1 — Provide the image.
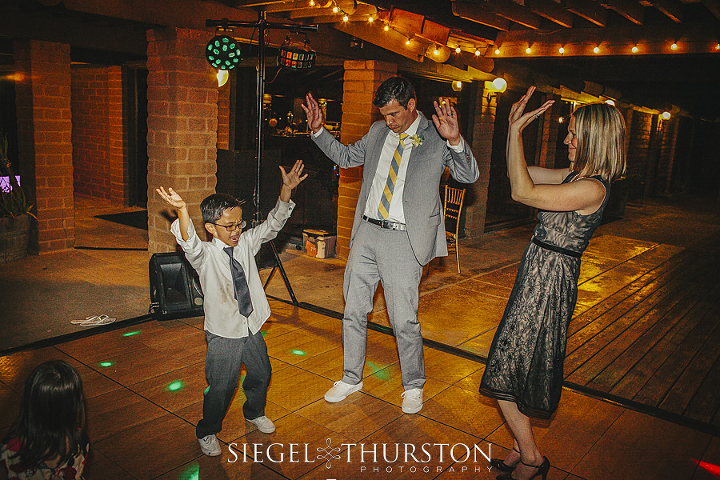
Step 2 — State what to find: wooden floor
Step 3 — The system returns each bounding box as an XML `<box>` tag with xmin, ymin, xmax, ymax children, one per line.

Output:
<box><xmin>1</xmin><ymin>303</ymin><xmax>718</xmax><ymax>480</ymax></box>
<box><xmin>565</xmin><ymin>233</ymin><xmax>720</xmax><ymax>427</ymax></box>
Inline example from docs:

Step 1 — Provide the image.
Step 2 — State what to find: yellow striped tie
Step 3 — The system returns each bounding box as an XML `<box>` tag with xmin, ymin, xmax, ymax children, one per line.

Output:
<box><xmin>378</xmin><ymin>133</ymin><xmax>408</xmax><ymax>219</ymax></box>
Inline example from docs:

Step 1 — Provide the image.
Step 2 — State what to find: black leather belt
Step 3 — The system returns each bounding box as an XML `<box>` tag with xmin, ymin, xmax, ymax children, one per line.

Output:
<box><xmin>362</xmin><ymin>215</ymin><xmax>407</xmax><ymax>231</ymax></box>
<box><xmin>532</xmin><ymin>237</ymin><xmax>582</xmax><ymax>258</ymax></box>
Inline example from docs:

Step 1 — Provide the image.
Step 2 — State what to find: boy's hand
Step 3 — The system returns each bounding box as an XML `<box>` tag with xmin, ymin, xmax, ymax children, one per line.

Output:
<box><xmin>279</xmin><ymin>160</ymin><xmax>308</xmax><ymax>203</ymax></box>
<box><xmin>280</xmin><ymin>160</ymin><xmax>308</xmax><ymax>190</ymax></box>
<box><xmin>156</xmin><ymin>186</ymin><xmax>187</xmax><ymax>210</ymax></box>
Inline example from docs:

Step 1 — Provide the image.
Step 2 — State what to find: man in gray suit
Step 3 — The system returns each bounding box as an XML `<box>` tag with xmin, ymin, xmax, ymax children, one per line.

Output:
<box><xmin>303</xmin><ymin>77</ymin><xmax>479</xmax><ymax>413</ymax></box>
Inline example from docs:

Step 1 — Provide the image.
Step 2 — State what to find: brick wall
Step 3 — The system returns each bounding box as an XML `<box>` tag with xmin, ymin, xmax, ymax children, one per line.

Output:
<box><xmin>146</xmin><ymin>28</ymin><xmax>219</xmax><ymax>254</ymax></box>
<box><xmin>71</xmin><ymin>65</ymin><xmax>126</xmax><ymax>204</ymax></box>
<box><xmin>463</xmin><ymin>84</ymin><xmax>495</xmax><ymax>238</ymax></box>
<box><xmin>335</xmin><ymin>60</ymin><xmax>397</xmax><ymax>259</ymax></box>
<box><xmin>13</xmin><ymin>40</ymin><xmax>74</xmax><ymax>253</ymax></box>
<box><xmin>217</xmin><ymin>77</ymin><xmax>230</xmax><ymax>150</ymax></box>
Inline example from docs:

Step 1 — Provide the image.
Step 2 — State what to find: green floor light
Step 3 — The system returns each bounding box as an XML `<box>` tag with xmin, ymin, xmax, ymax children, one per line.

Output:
<box><xmin>167</xmin><ymin>380</ymin><xmax>184</xmax><ymax>392</ymax></box>
<box><xmin>98</xmin><ymin>361</ymin><xmax>113</xmax><ymax>368</ymax></box>
<box><xmin>291</xmin><ymin>349</ymin><xmax>306</xmax><ymax>356</ymax></box>
<box><xmin>122</xmin><ymin>330</ymin><xmax>141</xmax><ymax>337</ymax></box>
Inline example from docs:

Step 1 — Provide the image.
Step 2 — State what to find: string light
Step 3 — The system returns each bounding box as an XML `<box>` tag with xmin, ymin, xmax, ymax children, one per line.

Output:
<box><xmin>332</xmin><ymin>5</ymin><xmax>338</xmax><ymax>13</ymax></box>
<box><xmin>343</xmin><ymin>14</ymin><xmax>349</xmax><ymax>22</ymax></box>
<box><xmin>475</xmin><ymin>49</ymin><xmax>481</xmax><ymax>56</ymax></box>
<box><xmin>384</xmin><ymin>24</ymin><xmax>389</xmax><ymax>31</ymax></box>
<box><xmin>526</xmin><ymin>47</ymin><xmax>532</xmax><ymax>54</ymax></box>
<box><xmin>309</xmin><ymin>0</ymin><xmax>314</xmax><ymax>5</ymax></box>
<box><xmin>368</xmin><ymin>16</ymin><xmax>374</xmax><ymax>22</ymax></box>
<box><xmin>593</xmin><ymin>46</ymin><xmax>600</xmax><ymax>53</ymax></box>
<box><xmin>494</xmin><ymin>48</ymin><xmax>500</xmax><ymax>55</ymax></box>
<box><xmin>661</xmin><ymin>111</ymin><xmax>671</xmax><ymax>120</ymax></box>
<box><xmin>455</xmin><ymin>46</ymin><xmax>461</xmax><ymax>54</ymax></box>
<box><xmin>716</xmin><ymin>43</ymin><xmax>720</xmax><ymax>50</ymax></box>
<box><xmin>558</xmin><ymin>117</ymin><xmax>564</xmax><ymax>123</ymax></box>
<box><xmin>433</xmin><ymin>45</ymin><xmax>440</xmax><ymax>56</ymax></box>
<box><xmin>631</xmin><ymin>45</ymin><xmax>638</xmax><ymax>53</ymax></box>
<box><xmin>406</xmin><ymin>38</ymin><xmax>411</xmax><ymax>46</ymax></box>
<box><xmin>558</xmin><ymin>47</ymin><xmax>564</xmax><ymax>54</ymax></box>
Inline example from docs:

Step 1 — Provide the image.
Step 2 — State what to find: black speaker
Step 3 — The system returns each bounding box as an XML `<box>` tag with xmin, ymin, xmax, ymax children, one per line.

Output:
<box><xmin>149</xmin><ymin>252</ymin><xmax>204</xmax><ymax>321</ymax></box>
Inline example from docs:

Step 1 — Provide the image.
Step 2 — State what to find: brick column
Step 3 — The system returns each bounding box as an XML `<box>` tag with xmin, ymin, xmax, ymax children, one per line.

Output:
<box><xmin>146</xmin><ymin>28</ymin><xmax>218</xmax><ymax>254</ymax></box>
<box><xmin>14</xmin><ymin>40</ymin><xmax>74</xmax><ymax>253</ymax></box>
<box><xmin>336</xmin><ymin>60</ymin><xmax>396</xmax><ymax>259</ymax></box>
<box><xmin>657</xmin><ymin>116</ymin><xmax>678</xmax><ymax>194</ymax></box>
<box><xmin>537</xmin><ymin>93</ymin><xmax>561</xmax><ymax>168</ymax></box>
<box><xmin>463</xmin><ymin>84</ymin><xmax>495</xmax><ymax>238</ymax></box>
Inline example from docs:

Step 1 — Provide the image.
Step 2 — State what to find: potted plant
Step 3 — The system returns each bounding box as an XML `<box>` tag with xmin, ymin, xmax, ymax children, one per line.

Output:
<box><xmin>0</xmin><ymin>131</ymin><xmax>36</xmax><ymax>263</ymax></box>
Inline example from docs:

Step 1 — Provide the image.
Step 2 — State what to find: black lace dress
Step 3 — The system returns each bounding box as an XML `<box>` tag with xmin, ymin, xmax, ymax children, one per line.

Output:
<box><xmin>479</xmin><ymin>172</ymin><xmax>610</xmax><ymax>419</ymax></box>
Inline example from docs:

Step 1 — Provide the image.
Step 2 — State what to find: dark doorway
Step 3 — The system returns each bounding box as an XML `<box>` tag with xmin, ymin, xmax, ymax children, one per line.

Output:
<box><xmin>125</xmin><ymin>67</ymin><xmax>148</xmax><ymax>208</ymax></box>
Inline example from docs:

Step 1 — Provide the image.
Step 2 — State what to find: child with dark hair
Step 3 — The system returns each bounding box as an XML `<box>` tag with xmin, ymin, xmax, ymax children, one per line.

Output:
<box><xmin>156</xmin><ymin>160</ymin><xmax>306</xmax><ymax>457</ymax></box>
<box><xmin>1</xmin><ymin>360</ymin><xmax>89</xmax><ymax>479</ymax></box>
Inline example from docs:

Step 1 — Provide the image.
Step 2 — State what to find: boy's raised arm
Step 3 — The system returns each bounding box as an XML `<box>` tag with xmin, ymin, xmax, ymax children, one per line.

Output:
<box><xmin>278</xmin><ymin>160</ymin><xmax>308</xmax><ymax>203</ymax></box>
<box><xmin>157</xmin><ymin>186</ymin><xmax>191</xmax><ymax>241</ymax></box>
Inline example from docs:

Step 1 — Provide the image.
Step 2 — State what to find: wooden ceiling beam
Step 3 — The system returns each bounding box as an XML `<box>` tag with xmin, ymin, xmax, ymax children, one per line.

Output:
<box><xmin>599</xmin><ymin>0</ymin><xmax>645</xmax><ymax>24</ymax></box>
<box><xmin>701</xmin><ymin>0</ymin><xmax>720</xmax><ymax>19</ymax></box>
<box><xmin>333</xmin><ymin>20</ymin><xmax>428</xmax><ymax>61</ymax></box>
<box><xmin>524</xmin><ymin>0</ymin><xmax>574</xmax><ymax>28</ymax></box>
<box><xmin>492</xmin><ymin>24</ymin><xmax>720</xmax><ymax>56</ymax></box>
<box><xmin>563</xmin><ymin>0</ymin><xmax>608</xmax><ymax>26</ymax></box>
<box><xmin>451</xmin><ymin>0</ymin><xmax>510</xmax><ymax>31</ymax></box>
<box><xmin>488</xmin><ymin>0</ymin><xmax>544</xmax><ymax>29</ymax></box>
<box><xmin>263</xmin><ymin>0</ymin><xmax>323</xmax><ymax>13</ymax></box>
<box><xmin>62</xmin><ymin>0</ymin><xmax>260</xmax><ymax>30</ymax></box>
<box><xmin>639</xmin><ymin>0</ymin><xmax>683</xmax><ymax>22</ymax></box>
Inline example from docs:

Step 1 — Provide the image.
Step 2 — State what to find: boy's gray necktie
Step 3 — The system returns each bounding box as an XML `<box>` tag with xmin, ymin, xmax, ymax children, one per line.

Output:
<box><xmin>224</xmin><ymin>246</ymin><xmax>253</xmax><ymax>317</ymax></box>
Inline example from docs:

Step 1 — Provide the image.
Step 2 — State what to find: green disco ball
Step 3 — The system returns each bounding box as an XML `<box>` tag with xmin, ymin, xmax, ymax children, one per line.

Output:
<box><xmin>206</xmin><ymin>35</ymin><xmax>242</xmax><ymax>70</ymax></box>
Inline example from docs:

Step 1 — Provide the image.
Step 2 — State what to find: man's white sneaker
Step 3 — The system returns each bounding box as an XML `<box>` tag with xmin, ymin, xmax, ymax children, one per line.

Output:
<box><xmin>247</xmin><ymin>416</ymin><xmax>276</xmax><ymax>433</ymax></box>
<box><xmin>198</xmin><ymin>434</ymin><xmax>222</xmax><ymax>456</ymax></box>
<box><xmin>324</xmin><ymin>380</ymin><xmax>363</xmax><ymax>403</ymax></box>
<box><xmin>401</xmin><ymin>388</ymin><xmax>423</xmax><ymax>414</ymax></box>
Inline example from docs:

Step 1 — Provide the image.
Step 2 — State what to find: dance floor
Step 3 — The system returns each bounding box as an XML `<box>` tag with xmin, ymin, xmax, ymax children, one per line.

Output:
<box><xmin>1</xmin><ymin>301</ymin><xmax>718</xmax><ymax>480</ymax></box>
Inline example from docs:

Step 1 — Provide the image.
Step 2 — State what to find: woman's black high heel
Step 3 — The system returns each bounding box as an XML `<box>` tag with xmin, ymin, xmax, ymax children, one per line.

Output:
<box><xmin>496</xmin><ymin>456</ymin><xmax>550</xmax><ymax>480</ymax></box>
<box><xmin>490</xmin><ymin>447</ymin><xmax>520</xmax><ymax>472</ymax></box>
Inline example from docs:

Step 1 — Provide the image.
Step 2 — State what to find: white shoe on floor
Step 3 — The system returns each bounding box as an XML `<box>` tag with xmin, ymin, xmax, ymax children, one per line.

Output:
<box><xmin>324</xmin><ymin>380</ymin><xmax>363</xmax><ymax>403</ymax></box>
<box><xmin>248</xmin><ymin>415</ymin><xmax>276</xmax><ymax>433</ymax></box>
<box><xmin>401</xmin><ymin>388</ymin><xmax>423</xmax><ymax>414</ymax></box>
<box><xmin>198</xmin><ymin>434</ymin><xmax>222</xmax><ymax>456</ymax></box>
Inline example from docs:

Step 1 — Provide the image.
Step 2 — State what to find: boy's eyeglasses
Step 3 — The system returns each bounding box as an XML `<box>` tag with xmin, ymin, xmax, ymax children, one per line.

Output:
<box><xmin>211</xmin><ymin>220</ymin><xmax>246</xmax><ymax>232</ymax></box>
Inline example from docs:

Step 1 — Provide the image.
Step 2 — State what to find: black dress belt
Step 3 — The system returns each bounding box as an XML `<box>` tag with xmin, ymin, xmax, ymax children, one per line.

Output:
<box><xmin>362</xmin><ymin>215</ymin><xmax>407</xmax><ymax>231</ymax></box>
<box><xmin>532</xmin><ymin>237</ymin><xmax>582</xmax><ymax>258</ymax></box>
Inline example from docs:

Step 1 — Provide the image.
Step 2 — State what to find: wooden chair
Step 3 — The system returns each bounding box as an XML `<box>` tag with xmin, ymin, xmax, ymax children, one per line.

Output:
<box><xmin>443</xmin><ymin>185</ymin><xmax>465</xmax><ymax>273</ymax></box>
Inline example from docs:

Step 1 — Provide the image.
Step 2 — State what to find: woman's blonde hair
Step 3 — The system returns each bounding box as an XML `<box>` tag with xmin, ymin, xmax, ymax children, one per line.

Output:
<box><xmin>572</xmin><ymin>103</ymin><xmax>627</xmax><ymax>182</ymax></box>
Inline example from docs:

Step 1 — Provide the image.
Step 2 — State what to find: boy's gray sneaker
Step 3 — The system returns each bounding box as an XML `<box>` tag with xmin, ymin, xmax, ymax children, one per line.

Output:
<box><xmin>401</xmin><ymin>388</ymin><xmax>423</xmax><ymax>414</ymax></box>
<box><xmin>198</xmin><ymin>434</ymin><xmax>221</xmax><ymax>456</ymax></box>
<box><xmin>324</xmin><ymin>380</ymin><xmax>363</xmax><ymax>402</ymax></box>
<box><xmin>248</xmin><ymin>415</ymin><xmax>276</xmax><ymax>433</ymax></box>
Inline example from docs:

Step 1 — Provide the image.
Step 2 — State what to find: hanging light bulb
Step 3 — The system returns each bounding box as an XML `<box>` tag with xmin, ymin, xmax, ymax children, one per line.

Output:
<box><xmin>594</xmin><ymin>46</ymin><xmax>600</xmax><ymax>53</ymax></box>
<box><xmin>475</xmin><ymin>48</ymin><xmax>481</xmax><ymax>56</ymax></box>
<box><xmin>368</xmin><ymin>16</ymin><xmax>374</xmax><ymax>22</ymax></box>
<box><xmin>384</xmin><ymin>24</ymin><xmax>389</xmax><ymax>31</ymax></box>
<box><xmin>494</xmin><ymin>48</ymin><xmax>500</xmax><ymax>55</ymax></box>
<box><xmin>670</xmin><ymin>43</ymin><xmax>678</xmax><ymax>50</ymax></box>
<box><xmin>526</xmin><ymin>47</ymin><xmax>532</xmax><ymax>54</ymax></box>
<box><xmin>455</xmin><ymin>46</ymin><xmax>461</xmax><ymax>54</ymax></box>
<box><xmin>631</xmin><ymin>45</ymin><xmax>638</xmax><ymax>53</ymax></box>
<box><xmin>558</xmin><ymin>47</ymin><xmax>565</xmax><ymax>54</ymax></box>
<box><xmin>343</xmin><ymin>14</ymin><xmax>349</xmax><ymax>22</ymax></box>
<box><xmin>332</xmin><ymin>5</ymin><xmax>339</xmax><ymax>13</ymax></box>
<box><xmin>216</xmin><ymin>69</ymin><xmax>229</xmax><ymax>87</ymax></box>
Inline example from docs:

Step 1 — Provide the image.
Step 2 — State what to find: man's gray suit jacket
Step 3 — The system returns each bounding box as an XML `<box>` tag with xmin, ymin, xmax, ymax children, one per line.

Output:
<box><xmin>312</xmin><ymin>111</ymin><xmax>480</xmax><ymax>266</ymax></box>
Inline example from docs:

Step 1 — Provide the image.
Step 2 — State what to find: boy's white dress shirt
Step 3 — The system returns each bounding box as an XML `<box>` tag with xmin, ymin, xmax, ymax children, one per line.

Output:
<box><xmin>171</xmin><ymin>198</ymin><xmax>295</xmax><ymax>338</ymax></box>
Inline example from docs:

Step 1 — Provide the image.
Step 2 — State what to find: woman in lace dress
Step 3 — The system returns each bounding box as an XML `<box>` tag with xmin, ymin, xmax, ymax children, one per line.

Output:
<box><xmin>479</xmin><ymin>87</ymin><xmax>626</xmax><ymax>480</ymax></box>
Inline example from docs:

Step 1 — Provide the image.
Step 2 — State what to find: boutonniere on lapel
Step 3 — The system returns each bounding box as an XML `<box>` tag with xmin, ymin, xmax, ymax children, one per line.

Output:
<box><xmin>409</xmin><ymin>134</ymin><xmax>424</xmax><ymax>147</ymax></box>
